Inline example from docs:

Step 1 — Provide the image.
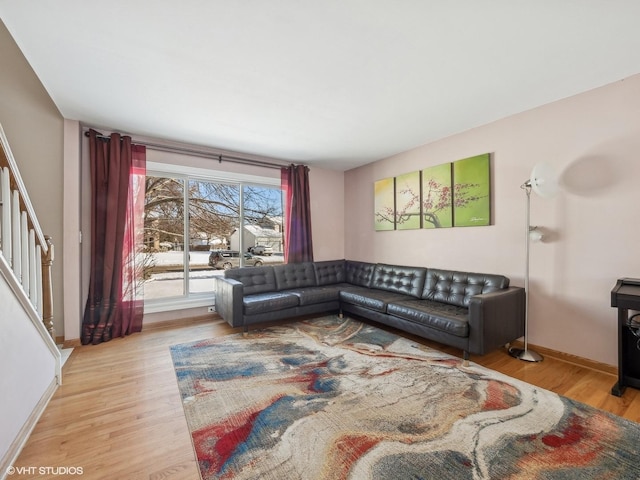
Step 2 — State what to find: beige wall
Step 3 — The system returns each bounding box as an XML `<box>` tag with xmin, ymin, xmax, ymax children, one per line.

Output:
<box><xmin>345</xmin><ymin>74</ymin><xmax>640</xmax><ymax>366</ymax></box>
<box><xmin>0</xmin><ymin>20</ymin><xmax>64</xmax><ymax>337</ymax></box>
<box><xmin>309</xmin><ymin>166</ymin><xmax>345</xmax><ymax>261</ymax></box>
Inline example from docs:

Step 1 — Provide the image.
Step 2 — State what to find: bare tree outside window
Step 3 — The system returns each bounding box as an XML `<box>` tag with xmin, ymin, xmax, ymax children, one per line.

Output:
<box><xmin>145</xmin><ymin>176</ymin><xmax>185</xmax><ymax>250</ymax></box>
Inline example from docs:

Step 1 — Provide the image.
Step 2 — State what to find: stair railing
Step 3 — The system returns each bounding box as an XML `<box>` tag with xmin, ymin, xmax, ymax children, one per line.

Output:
<box><xmin>0</xmin><ymin>124</ymin><xmax>58</xmax><ymax>364</ymax></box>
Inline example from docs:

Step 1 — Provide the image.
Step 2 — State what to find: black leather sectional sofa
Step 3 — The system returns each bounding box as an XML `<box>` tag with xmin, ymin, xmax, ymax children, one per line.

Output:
<box><xmin>214</xmin><ymin>259</ymin><xmax>525</xmax><ymax>361</ymax></box>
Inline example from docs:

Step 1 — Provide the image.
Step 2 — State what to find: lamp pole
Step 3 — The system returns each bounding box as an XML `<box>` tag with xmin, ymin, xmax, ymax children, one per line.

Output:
<box><xmin>510</xmin><ymin>181</ymin><xmax>543</xmax><ymax>362</ymax></box>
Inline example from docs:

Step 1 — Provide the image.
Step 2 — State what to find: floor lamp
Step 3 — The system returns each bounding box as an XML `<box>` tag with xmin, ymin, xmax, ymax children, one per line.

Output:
<box><xmin>509</xmin><ymin>163</ymin><xmax>558</xmax><ymax>362</ymax></box>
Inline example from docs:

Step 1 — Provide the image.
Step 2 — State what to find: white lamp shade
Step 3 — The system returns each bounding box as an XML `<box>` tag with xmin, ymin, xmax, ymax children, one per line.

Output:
<box><xmin>530</xmin><ymin>163</ymin><xmax>558</xmax><ymax>198</ymax></box>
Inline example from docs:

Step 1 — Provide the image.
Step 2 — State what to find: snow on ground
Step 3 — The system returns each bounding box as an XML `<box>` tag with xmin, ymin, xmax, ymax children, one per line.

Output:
<box><xmin>150</xmin><ymin>251</ymin><xmax>210</xmax><ymax>266</ymax></box>
<box><xmin>143</xmin><ymin>251</ymin><xmax>217</xmax><ymax>298</ymax></box>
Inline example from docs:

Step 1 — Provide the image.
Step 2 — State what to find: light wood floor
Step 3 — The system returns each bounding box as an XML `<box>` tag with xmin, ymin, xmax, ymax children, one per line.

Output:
<box><xmin>14</xmin><ymin>315</ymin><xmax>640</xmax><ymax>479</ymax></box>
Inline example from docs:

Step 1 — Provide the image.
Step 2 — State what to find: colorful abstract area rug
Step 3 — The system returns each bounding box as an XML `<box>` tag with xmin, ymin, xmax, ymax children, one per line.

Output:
<box><xmin>170</xmin><ymin>316</ymin><xmax>640</xmax><ymax>479</ymax></box>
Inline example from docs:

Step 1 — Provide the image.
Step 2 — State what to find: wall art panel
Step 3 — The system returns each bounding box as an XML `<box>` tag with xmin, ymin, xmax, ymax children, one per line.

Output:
<box><xmin>395</xmin><ymin>171</ymin><xmax>421</xmax><ymax>230</ymax></box>
<box><xmin>422</xmin><ymin>163</ymin><xmax>453</xmax><ymax>229</ymax></box>
<box><xmin>374</xmin><ymin>177</ymin><xmax>395</xmax><ymax>231</ymax></box>
<box><xmin>452</xmin><ymin>153</ymin><xmax>491</xmax><ymax>227</ymax></box>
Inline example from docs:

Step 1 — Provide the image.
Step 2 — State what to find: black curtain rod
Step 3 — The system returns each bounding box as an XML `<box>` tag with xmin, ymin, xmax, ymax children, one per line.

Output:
<box><xmin>83</xmin><ymin>130</ymin><xmax>286</xmax><ymax>170</ymax></box>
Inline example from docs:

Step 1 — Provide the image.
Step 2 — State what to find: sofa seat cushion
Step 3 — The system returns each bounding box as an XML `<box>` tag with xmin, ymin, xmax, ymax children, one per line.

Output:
<box><xmin>387</xmin><ymin>298</ymin><xmax>469</xmax><ymax>337</ymax></box>
<box><xmin>243</xmin><ymin>292</ymin><xmax>299</xmax><ymax>316</ymax></box>
<box><xmin>340</xmin><ymin>287</ymin><xmax>411</xmax><ymax>313</ymax></box>
<box><xmin>287</xmin><ymin>284</ymin><xmax>350</xmax><ymax>306</ymax></box>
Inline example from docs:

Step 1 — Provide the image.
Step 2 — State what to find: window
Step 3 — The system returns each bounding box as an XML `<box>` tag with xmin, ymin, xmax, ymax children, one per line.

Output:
<box><xmin>142</xmin><ymin>163</ymin><xmax>284</xmax><ymax>311</ymax></box>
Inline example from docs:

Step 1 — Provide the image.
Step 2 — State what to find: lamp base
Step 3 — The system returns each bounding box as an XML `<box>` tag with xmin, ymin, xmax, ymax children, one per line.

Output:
<box><xmin>508</xmin><ymin>347</ymin><xmax>543</xmax><ymax>362</ymax></box>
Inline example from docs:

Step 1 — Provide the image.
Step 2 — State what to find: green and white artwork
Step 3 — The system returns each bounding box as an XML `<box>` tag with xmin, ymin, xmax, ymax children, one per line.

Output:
<box><xmin>452</xmin><ymin>153</ymin><xmax>491</xmax><ymax>227</ymax></box>
<box><xmin>373</xmin><ymin>153</ymin><xmax>491</xmax><ymax>231</ymax></box>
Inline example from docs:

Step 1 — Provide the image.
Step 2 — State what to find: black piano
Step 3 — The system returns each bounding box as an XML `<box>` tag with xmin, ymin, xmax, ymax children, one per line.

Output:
<box><xmin>611</xmin><ymin>278</ymin><xmax>640</xmax><ymax>396</ymax></box>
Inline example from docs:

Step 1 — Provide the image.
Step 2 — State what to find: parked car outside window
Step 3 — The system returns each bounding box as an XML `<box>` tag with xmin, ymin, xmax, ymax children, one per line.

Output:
<box><xmin>250</xmin><ymin>245</ymin><xmax>273</xmax><ymax>255</ymax></box>
<box><xmin>209</xmin><ymin>250</ymin><xmax>263</xmax><ymax>270</ymax></box>
<box><xmin>209</xmin><ymin>250</ymin><xmax>265</xmax><ymax>269</ymax></box>
<box><xmin>209</xmin><ymin>249</ymin><xmax>284</xmax><ymax>269</ymax></box>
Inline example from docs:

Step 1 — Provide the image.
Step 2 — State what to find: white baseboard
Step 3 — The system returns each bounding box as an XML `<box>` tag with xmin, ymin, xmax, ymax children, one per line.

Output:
<box><xmin>0</xmin><ymin>378</ymin><xmax>58</xmax><ymax>480</ymax></box>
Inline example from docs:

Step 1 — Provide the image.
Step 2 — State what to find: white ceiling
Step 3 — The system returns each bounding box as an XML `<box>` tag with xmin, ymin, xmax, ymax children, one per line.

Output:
<box><xmin>1</xmin><ymin>1</ymin><xmax>640</xmax><ymax>171</ymax></box>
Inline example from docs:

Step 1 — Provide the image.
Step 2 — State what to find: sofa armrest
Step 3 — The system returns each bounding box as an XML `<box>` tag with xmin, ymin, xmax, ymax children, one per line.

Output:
<box><xmin>467</xmin><ymin>287</ymin><xmax>525</xmax><ymax>355</ymax></box>
<box><xmin>214</xmin><ymin>277</ymin><xmax>244</xmax><ymax>328</ymax></box>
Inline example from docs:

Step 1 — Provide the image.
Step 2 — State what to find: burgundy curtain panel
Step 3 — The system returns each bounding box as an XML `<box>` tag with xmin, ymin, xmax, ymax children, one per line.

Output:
<box><xmin>82</xmin><ymin>130</ymin><xmax>146</xmax><ymax>345</ymax></box>
<box><xmin>281</xmin><ymin>164</ymin><xmax>313</xmax><ymax>263</ymax></box>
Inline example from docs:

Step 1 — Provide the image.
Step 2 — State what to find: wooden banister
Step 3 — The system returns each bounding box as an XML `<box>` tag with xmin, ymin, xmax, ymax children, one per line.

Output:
<box><xmin>42</xmin><ymin>235</ymin><xmax>55</xmax><ymax>338</ymax></box>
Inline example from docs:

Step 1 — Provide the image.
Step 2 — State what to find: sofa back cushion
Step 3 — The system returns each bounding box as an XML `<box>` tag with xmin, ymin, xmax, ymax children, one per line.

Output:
<box><xmin>314</xmin><ymin>260</ymin><xmax>346</xmax><ymax>286</ymax></box>
<box><xmin>371</xmin><ymin>263</ymin><xmax>427</xmax><ymax>298</ymax></box>
<box><xmin>224</xmin><ymin>266</ymin><xmax>277</xmax><ymax>295</ymax></box>
<box><xmin>274</xmin><ymin>262</ymin><xmax>317</xmax><ymax>290</ymax></box>
<box><xmin>345</xmin><ymin>261</ymin><xmax>375</xmax><ymax>288</ymax></box>
<box><xmin>423</xmin><ymin>268</ymin><xmax>510</xmax><ymax>307</ymax></box>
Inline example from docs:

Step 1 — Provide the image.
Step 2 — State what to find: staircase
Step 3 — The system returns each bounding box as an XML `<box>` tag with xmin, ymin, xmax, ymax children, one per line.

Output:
<box><xmin>0</xmin><ymin>123</ymin><xmax>61</xmax><ymax>477</ymax></box>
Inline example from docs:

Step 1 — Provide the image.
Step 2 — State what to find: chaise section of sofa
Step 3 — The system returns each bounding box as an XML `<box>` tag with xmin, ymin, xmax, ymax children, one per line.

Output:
<box><xmin>378</xmin><ymin>268</ymin><xmax>525</xmax><ymax>358</ymax></box>
<box><xmin>213</xmin><ymin>259</ymin><xmax>525</xmax><ymax>360</ymax></box>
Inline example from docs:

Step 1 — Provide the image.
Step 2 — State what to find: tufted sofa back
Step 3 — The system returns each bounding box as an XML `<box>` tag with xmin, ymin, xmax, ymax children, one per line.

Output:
<box><xmin>314</xmin><ymin>260</ymin><xmax>346</xmax><ymax>285</ymax></box>
<box><xmin>422</xmin><ymin>268</ymin><xmax>509</xmax><ymax>307</ymax></box>
<box><xmin>345</xmin><ymin>261</ymin><xmax>375</xmax><ymax>287</ymax></box>
<box><xmin>371</xmin><ymin>263</ymin><xmax>427</xmax><ymax>298</ymax></box>
<box><xmin>274</xmin><ymin>262</ymin><xmax>317</xmax><ymax>290</ymax></box>
<box><xmin>224</xmin><ymin>266</ymin><xmax>277</xmax><ymax>295</ymax></box>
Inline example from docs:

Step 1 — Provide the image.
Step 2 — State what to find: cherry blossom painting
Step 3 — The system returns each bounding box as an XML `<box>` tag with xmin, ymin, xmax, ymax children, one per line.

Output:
<box><xmin>374</xmin><ymin>153</ymin><xmax>491</xmax><ymax>231</ymax></box>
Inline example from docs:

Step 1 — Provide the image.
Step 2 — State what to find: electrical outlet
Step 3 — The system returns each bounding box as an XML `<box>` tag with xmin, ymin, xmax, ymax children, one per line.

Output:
<box><xmin>207</xmin><ymin>306</ymin><xmax>215</xmax><ymax>313</ymax></box>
